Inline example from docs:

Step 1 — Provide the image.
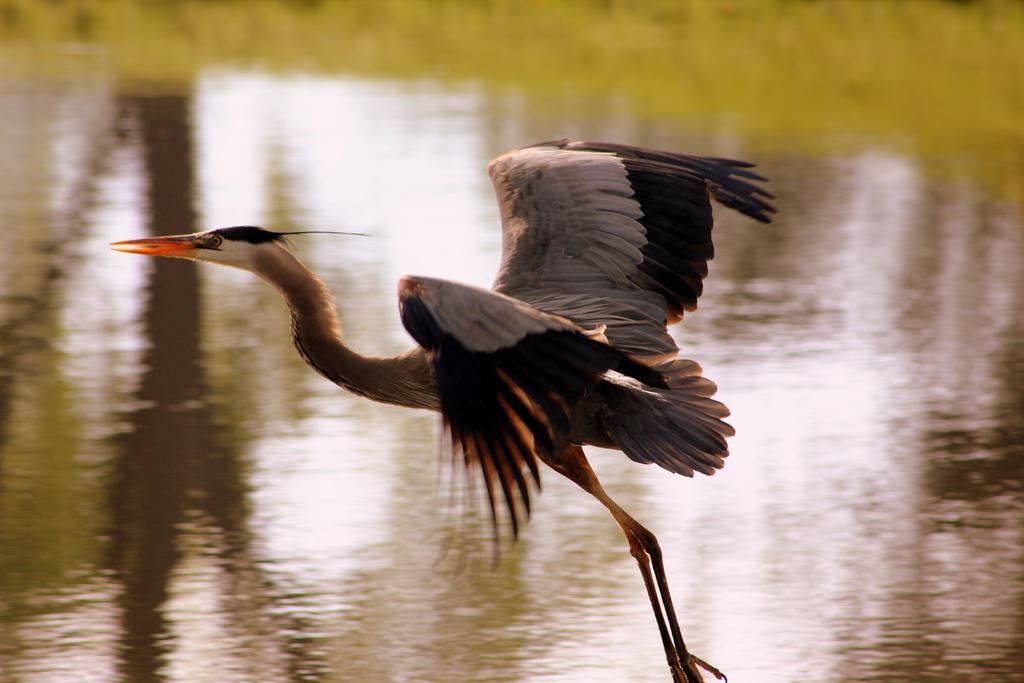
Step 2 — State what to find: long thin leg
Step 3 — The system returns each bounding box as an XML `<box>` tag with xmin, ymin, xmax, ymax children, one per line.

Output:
<box><xmin>611</xmin><ymin>500</ymin><xmax>725</xmax><ymax>683</ymax></box>
<box><xmin>624</xmin><ymin>527</ymin><xmax>678</xmax><ymax>664</ymax></box>
<box><xmin>541</xmin><ymin>445</ymin><xmax>723</xmax><ymax>683</ymax></box>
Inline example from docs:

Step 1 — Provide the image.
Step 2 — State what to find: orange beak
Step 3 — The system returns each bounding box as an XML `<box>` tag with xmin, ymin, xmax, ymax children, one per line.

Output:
<box><xmin>110</xmin><ymin>234</ymin><xmax>203</xmax><ymax>257</ymax></box>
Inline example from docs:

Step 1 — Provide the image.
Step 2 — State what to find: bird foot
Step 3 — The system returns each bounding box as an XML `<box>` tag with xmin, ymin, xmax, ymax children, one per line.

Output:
<box><xmin>671</xmin><ymin>653</ymin><xmax>726</xmax><ymax>683</ymax></box>
<box><xmin>690</xmin><ymin>654</ymin><xmax>726</xmax><ymax>681</ymax></box>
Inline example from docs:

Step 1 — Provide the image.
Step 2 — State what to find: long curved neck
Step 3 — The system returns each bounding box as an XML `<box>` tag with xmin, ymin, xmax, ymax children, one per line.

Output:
<box><xmin>250</xmin><ymin>247</ymin><xmax>438</xmax><ymax>410</ymax></box>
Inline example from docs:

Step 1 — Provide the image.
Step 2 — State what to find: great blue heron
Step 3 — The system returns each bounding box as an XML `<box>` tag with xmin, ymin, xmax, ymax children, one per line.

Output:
<box><xmin>112</xmin><ymin>140</ymin><xmax>774</xmax><ymax>683</ymax></box>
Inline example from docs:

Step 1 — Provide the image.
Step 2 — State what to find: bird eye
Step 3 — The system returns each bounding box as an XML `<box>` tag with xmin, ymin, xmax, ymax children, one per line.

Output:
<box><xmin>209</xmin><ymin>234</ymin><xmax>223</xmax><ymax>249</ymax></box>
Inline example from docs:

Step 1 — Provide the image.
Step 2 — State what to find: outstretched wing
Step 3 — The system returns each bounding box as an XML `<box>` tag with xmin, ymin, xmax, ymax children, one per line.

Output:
<box><xmin>398</xmin><ymin>275</ymin><xmax>664</xmax><ymax>541</ymax></box>
<box><xmin>489</xmin><ymin>140</ymin><xmax>774</xmax><ymax>360</ymax></box>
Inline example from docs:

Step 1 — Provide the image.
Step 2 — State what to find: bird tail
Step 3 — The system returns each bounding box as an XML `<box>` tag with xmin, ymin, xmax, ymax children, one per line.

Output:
<box><xmin>603</xmin><ymin>358</ymin><xmax>734</xmax><ymax>477</ymax></box>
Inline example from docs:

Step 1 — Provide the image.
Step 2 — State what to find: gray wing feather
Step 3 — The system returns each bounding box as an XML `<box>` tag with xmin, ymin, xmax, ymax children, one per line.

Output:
<box><xmin>490</xmin><ymin>146</ymin><xmax>673</xmax><ymax>356</ymax></box>
<box><xmin>399</xmin><ymin>276</ymin><xmax>573</xmax><ymax>353</ymax></box>
<box><xmin>489</xmin><ymin>141</ymin><xmax>774</xmax><ymax>358</ymax></box>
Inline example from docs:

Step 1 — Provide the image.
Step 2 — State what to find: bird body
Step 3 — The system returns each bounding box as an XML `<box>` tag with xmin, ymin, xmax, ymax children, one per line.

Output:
<box><xmin>112</xmin><ymin>140</ymin><xmax>774</xmax><ymax>683</ymax></box>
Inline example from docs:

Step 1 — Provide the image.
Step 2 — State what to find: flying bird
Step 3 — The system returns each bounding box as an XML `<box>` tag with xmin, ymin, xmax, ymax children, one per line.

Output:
<box><xmin>112</xmin><ymin>140</ymin><xmax>774</xmax><ymax>683</ymax></box>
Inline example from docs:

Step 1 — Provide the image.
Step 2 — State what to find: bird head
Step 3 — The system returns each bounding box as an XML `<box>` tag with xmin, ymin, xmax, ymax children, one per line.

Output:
<box><xmin>111</xmin><ymin>225</ymin><xmax>288</xmax><ymax>271</ymax></box>
<box><xmin>111</xmin><ymin>226</ymin><xmax>367</xmax><ymax>272</ymax></box>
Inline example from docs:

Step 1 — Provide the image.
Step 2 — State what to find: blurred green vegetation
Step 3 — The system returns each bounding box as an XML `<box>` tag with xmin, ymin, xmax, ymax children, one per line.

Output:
<box><xmin>1</xmin><ymin>0</ymin><xmax>1022</xmax><ymax>196</ymax></box>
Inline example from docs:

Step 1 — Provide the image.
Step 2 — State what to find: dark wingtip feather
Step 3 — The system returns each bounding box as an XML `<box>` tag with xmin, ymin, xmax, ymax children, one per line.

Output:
<box><xmin>534</xmin><ymin>139</ymin><xmax>778</xmax><ymax>224</ymax></box>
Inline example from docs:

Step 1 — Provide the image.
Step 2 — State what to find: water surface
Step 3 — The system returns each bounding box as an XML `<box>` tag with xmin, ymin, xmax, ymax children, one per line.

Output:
<box><xmin>0</xmin><ymin>70</ymin><xmax>1021</xmax><ymax>682</ymax></box>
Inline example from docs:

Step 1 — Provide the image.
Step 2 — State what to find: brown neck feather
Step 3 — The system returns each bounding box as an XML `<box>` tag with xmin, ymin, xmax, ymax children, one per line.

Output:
<box><xmin>250</xmin><ymin>247</ymin><xmax>438</xmax><ymax>410</ymax></box>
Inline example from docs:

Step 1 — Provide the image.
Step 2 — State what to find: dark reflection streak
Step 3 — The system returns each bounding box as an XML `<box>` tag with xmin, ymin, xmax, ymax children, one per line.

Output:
<box><xmin>1001</xmin><ymin>307</ymin><xmax>1024</xmax><ymax>668</ymax></box>
<box><xmin>105</xmin><ymin>93</ymin><xmax>205</xmax><ymax>683</ymax></box>
<box><xmin>975</xmin><ymin>266</ymin><xmax>1024</xmax><ymax>672</ymax></box>
<box><xmin>916</xmin><ymin>203</ymin><xmax>1024</xmax><ymax>502</ymax></box>
<box><xmin>915</xmin><ymin>202</ymin><xmax>1024</xmax><ymax>505</ymax></box>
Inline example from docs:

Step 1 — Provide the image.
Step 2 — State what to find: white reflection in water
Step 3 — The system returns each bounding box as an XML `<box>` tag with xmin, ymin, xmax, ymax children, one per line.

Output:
<box><xmin>196</xmin><ymin>73</ymin><xmax>500</xmax><ymax>291</ymax></box>
<box><xmin>12</xmin><ymin>581</ymin><xmax>121</xmax><ymax>683</ymax></box>
<box><xmin>249</xmin><ymin>419</ymin><xmax>397</xmax><ymax>582</ymax></box>
<box><xmin>657</xmin><ymin>153</ymin><xmax>927</xmax><ymax>680</ymax></box>
<box><xmin>60</xmin><ymin>143</ymin><xmax>152</xmax><ymax>435</ymax></box>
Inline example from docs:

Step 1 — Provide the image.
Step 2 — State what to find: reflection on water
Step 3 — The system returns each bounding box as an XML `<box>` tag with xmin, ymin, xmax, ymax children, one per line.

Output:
<box><xmin>0</xmin><ymin>70</ymin><xmax>1021</xmax><ymax>683</ymax></box>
